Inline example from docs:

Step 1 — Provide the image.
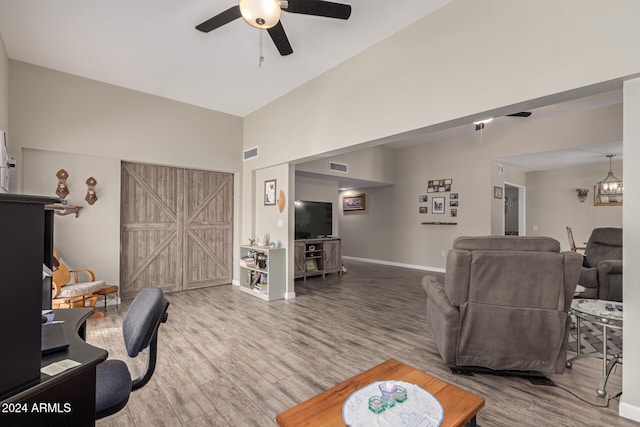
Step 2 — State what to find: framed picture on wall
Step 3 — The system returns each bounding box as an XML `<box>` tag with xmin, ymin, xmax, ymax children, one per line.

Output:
<box><xmin>433</xmin><ymin>197</ymin><xmax>445</xmax><ymax>214</ymax></box>
<box><xmin>493</xmin><ymin>186</ymin><xmax>503</xmax><ymax>199</ymax></box>
<box><xmin>264</xmin><ymin>179</ymin><xmax>277</xmax><ymax>205</ymax></box>
<box><xmin>343</xmin><ymin>193</ymin><xmax>366</xmax><ymax>211</ymax></box>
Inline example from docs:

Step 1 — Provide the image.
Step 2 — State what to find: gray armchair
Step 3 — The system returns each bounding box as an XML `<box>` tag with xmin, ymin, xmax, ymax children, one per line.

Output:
<box><xmin>577</xmin><ymin>227</ymin><xmax>622</xmax><ymax>302</ymax></box>
<box><xmin>422</xmin><ymin>236</ymin><xmax>582</xmax><ymax>374</ymax></box>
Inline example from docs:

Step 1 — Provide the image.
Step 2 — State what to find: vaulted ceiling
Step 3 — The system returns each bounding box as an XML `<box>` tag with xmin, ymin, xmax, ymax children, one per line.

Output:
<box><xmin>0</xmin><ymin>0</ymin><xmax>453</xmax><ymax>117</ymax></box>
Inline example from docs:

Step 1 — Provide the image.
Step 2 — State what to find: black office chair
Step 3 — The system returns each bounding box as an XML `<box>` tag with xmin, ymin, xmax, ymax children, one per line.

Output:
<box><xmin>95</xmin><ymin>287</ymin><xmax>169</xmax><ymax>419</ymax></box>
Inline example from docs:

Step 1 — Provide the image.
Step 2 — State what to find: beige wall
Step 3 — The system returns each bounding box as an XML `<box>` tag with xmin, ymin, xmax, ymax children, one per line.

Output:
<box><xmin>336</xmin><ymin>102</ymin><xmax>622</xmax><ymax>270</ymax></box>
<box><xmin>22</xmin><ymin>148</ymin><xmax>121</xmax><ymax>285</ymax></box>
<box><xmin>526</xmin><ymin>161</ymin><xmax>623</xmax><ymax>250</ymax></box>
<box><xmin>4</xmin><ymin>0</ymin><xmax>640</xmax><ymax>418</ymax></box>
<box><xmin>252</xmin><ymin>164</ymin><xmax>292</xmax><ymax>295</ymax></box>
<box><xmin>9</xmin><ymin>61</ymin><xmax>243</xmax><ymax>291</ymax></box>
<box><xmin>0</xmin><ymin>32</ymin><xmax>8</xmax><ymax>131</ymax></box>
<box><xmin>297</xmin><ymin>145</ymin><xmax>396</xmax><ymax>185</ymax></box>
<box><xmin>243</xmin><ymin>0</ymin><xmax>639</xmax><ymax>167</ymax></box>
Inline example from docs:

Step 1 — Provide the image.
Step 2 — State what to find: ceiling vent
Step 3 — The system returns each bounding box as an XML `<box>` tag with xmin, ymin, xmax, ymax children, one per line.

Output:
<box><xmin>329</xmin><ymin>161</ymin><xmax>348</xmax><ymax>173</ymax></box>
<box><xmin>243</xmin><ymin>146</ymin><xmax>258</xmax><ymax>161</ymax></box>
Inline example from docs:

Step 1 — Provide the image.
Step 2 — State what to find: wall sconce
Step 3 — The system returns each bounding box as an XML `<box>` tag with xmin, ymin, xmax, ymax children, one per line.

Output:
<box><xmin>576</xmin><ymin>188</ymin><xmax>589</xmax><ymax>202</ymax></box>
<box><xmin>85</xmin><ymin>177</ymin><xmax>98</xmax><ymax>205</ymax></box>
<box><xmin>55</xmin><ymin>169</ymin><xmax>70</xmax><ymax>200</ymax></box>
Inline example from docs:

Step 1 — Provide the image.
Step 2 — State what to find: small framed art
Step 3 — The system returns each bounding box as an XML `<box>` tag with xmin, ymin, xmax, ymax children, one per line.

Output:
<box><xmin>264</xmin><ymin>179</ymin><xmax>277</xmax><ymax>205</ymax></box>
<box><xmin>493</xmin><ymin>186</ymin><xmax>503</xmax><ymax>199</ymax></box>
<box><xmin>343</xmin><ymin>193</ymin><xmax>366</xmax><ymax>211</ymax></box>
<box><xmin>433</xmin><ymin>197</ymin><xmax>445</xmax><ymax>214</ymax></box>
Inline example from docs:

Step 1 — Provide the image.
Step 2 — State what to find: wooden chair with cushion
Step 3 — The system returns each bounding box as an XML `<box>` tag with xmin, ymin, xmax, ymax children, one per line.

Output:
<box><xmin>52</xmin><ymin>249</ymin><xmax>106</xmax><ymax>316</ymax></box>
<box><xmin>566</xmin><ymin>226</ymin><xmax>586</xmax><ymax>253</ymax></box>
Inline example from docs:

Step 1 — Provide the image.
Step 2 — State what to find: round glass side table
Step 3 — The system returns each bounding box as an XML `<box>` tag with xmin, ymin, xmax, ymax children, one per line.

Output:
<box><xmin>566</xmin><ymin>299</ymin><xmax>622</xmax><ymax>397</ymax></box>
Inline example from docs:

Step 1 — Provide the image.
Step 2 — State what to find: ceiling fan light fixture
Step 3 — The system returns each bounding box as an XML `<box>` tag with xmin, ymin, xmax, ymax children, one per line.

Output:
<box><xmin>239</xmin><ymin>0</ymin><xmax>282</xmax><ymax>29</ymax></box>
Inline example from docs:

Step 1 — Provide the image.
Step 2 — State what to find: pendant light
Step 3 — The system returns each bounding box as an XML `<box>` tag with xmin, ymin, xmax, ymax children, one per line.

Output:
<box><xmin>595</xmin><ymin>154</ymin><xmax>623</xmax><ymax>204</ymax></box>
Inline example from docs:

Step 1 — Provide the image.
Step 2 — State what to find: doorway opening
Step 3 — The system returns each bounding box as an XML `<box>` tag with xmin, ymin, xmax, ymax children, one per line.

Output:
<box><xmin>504</xmin><ymin>183</ymin><xmax>526</xmax><ymax>236</ymax></box>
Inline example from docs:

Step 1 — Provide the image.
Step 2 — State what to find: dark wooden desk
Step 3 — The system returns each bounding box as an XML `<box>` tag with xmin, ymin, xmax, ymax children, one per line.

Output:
<box><xmin>0</xmin><ymin>308</ymin><xmax>108</xmax><ymax>426</ymax></box>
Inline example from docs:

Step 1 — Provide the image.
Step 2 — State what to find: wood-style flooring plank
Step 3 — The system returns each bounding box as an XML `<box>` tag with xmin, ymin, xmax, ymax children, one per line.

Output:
<box><xmin>91</xmin><ymin>260</ymin><xmax>633</xmax><ymax>427</ymax></box>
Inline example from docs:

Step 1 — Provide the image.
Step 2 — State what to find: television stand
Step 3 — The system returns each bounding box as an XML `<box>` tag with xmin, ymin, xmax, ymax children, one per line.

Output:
<box><xmin>294</xmin><ymin>238</ymin><xmax>342</xmax><ymax>280</ymax></box>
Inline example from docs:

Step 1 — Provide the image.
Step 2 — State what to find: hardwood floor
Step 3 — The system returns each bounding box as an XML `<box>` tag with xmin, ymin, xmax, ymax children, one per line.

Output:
<box><xmin>90</xmin><ymin>260</ymin><xmax>632</xmax><ymax>427</ymax></box>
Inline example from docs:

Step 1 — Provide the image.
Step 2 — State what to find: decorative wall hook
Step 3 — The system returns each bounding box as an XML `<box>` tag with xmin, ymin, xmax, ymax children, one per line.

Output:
<box><xmin>85</xmin><ymin>176</ymin><xmax>98</xmax><ymax>205</ymax></box>
<box><xmin>56</xmin><ymin>169</ymin><xmax>70</xmax><ymax>200</ymax></box>
<box><xmin>576</xmin><ymin>188</ymin><xmax>589</xmax><ymax>202</ymax></box>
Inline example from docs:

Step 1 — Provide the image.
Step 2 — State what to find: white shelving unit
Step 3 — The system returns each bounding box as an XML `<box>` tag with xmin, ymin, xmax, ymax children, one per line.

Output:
<box><xmin>239</xmin><ymin>246</ymin><xmax>286</xmax><ymax>301</ymax></box>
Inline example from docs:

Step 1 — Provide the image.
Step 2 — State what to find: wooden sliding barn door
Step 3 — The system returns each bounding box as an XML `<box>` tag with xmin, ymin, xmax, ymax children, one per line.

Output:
<box><xmin>120</xmin><ymin>162</ymin><xmax>233</xmax><ymax>299</ymax></box>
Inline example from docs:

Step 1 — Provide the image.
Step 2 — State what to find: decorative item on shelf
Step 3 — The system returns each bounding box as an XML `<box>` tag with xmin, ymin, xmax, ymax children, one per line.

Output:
<box><xmin>594</xmin><ymin>154</ymin><xmax>623</xmax><ymax>206</ymax></box>
<box><xmin>47</xmin><ymin>201</ymin><xmax>83</xmax><ymax>217</ymax></box>
<box><xmin>576</xmin><ymin>188</ymin><xmax>589</xmax><ymax>202</ymax></box>
<box><xmin>85</xmin><ymin>176</ymin><xmax>98</xmax><ymax>205</ymax></box>
<box><xmin>55</xmin><ymin>169</ymin><xmax>70</xmax><ymax>200</ymax></box>
<box><xmin>269</xmin><ymin>241</ymin><xmax>277</xmax><ymax>249</ymax></box>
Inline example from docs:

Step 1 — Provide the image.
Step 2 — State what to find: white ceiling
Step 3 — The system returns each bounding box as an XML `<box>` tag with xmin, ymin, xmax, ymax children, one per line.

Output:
<box><xmin>0</xmin><ymin>0</ymin><xmax>453</xmax><ymax>117</ymax></box>
<box><xmin>0</xmin><ymin>0</ymin><xmax>624</xmax><ymax>184</ymax></box>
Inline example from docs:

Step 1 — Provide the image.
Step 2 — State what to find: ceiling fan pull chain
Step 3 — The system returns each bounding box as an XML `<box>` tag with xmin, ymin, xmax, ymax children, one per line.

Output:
<box><xmin>259</xmin><ymin>29</ymin><xmax>265</xmax><ymax>68</ymax></box>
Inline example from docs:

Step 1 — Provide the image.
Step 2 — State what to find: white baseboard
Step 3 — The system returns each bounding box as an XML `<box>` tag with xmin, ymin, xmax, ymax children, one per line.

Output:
<box><xmin>285</xmin><ymin>292</ymin><xmax>296</xmax><ymax>299</ymax></box>
<box><xmin>341</xmin><ymin>256</ymin><xmax>445</xmax><ymax>274</ymax></box>
<box><xmin>619</xmin><ymin>402</ymin><xmax>640</xmax><ymax>422</ymax></box>
<box><xmin>231</xmin><ymin>279</ymin><xmax>240</xmax><ymax>287</ymax></box>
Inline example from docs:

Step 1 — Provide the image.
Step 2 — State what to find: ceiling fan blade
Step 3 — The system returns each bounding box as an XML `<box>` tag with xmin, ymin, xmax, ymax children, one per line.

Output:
<box><xmin>195</xmin><ymin>6</ymin><xmax>242</xmax><ymax>33</ymax></box>
<box><xmin>507</xmin><ymin>112</ymin><xmax>532</xmax><ymax>117</ymax></box>
<box><xmin>284</xmin><ymin>0</ymin><xmax>352</xmax><ymax>20</ymax></box>
<box><xmin>267</xmin><ymin>21</ymin><xmax>293</xmax><ymax>56</ymax></box>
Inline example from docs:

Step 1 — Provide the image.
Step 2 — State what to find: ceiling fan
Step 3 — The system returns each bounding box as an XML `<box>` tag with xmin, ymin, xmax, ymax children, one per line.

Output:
<box><xmin>195</xmin><ymin>0</ymin><xmax>352</xmax><ymax>56</ymax></box>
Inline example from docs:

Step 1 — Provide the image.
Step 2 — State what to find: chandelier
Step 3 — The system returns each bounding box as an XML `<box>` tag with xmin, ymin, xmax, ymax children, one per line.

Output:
<box><xmin>595</xmin><ymin>154</ymin><xmax>623</xmax><ymax>205</ymax></box>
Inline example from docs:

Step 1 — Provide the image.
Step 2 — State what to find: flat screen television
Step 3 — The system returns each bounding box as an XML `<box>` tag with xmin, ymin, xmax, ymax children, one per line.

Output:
<box><xmin>295</xmin><ymin>200</ymin><xmax>332</xmax><ymax>239</ymax></box>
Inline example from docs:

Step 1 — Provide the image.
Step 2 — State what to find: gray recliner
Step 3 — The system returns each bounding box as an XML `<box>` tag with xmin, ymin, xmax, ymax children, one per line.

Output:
<box><xmin>95</xmin><ymin>287</ymin><xmax>169</xmax><ymax>419</ymax></box>
<box><xmin>422</xmin><ymin>236</ymin><xmax>582</xmax><ymax>374</ymax></box>
<box><xmin>577</xmin><ymin>227</ymin><xmax>622</xmax><ymax>302</ymax></box>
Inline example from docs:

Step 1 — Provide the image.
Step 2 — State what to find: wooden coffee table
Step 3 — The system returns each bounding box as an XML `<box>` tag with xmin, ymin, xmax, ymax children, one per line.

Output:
<box><xmin>276</xmin><ymin>358</ymin><xmax>485</xmax><ymax>427</ymax></box>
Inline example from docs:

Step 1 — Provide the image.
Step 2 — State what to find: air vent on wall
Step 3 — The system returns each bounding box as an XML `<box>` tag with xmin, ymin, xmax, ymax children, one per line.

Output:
<box><xmin>329</xmin><ymin>161</ymin><xmax>348</xmax><ymax>173</ymax></box>
<box><xmin>243</xmin><ymin>146</ymin><xmax>258</xmax><ymax>161</ymax></box>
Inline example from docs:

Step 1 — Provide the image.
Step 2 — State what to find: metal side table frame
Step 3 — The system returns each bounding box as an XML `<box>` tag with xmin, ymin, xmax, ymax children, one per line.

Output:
<box><xmin>566</xmin><ymin>299</ymin><xmax>622</xmax><ymax>397</ymax></box>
